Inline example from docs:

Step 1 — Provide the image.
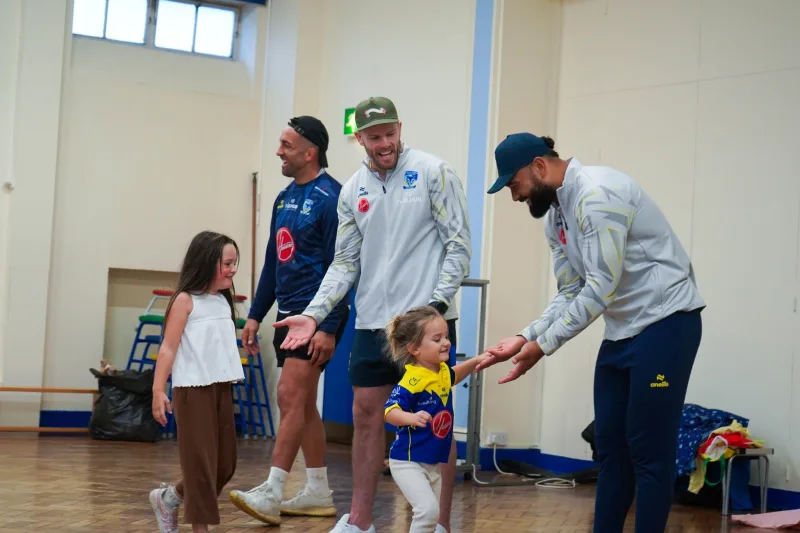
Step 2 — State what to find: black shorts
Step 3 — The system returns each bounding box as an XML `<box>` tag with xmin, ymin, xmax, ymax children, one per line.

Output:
<box><xmin>272</xmin><ymin>307</ymin><xmax>349</xmax><ymax>371</ymax></box>
<box><xmin>349</xmin><ymin>318</ymin><xmax>458</xmax><ymax>388</ymax></box>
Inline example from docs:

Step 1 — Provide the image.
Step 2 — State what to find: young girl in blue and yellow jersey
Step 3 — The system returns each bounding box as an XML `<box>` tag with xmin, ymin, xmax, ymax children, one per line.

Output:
<box><xmin>383</xmin><ymin>306</ymin><xmax>486</xmax><ymax>533</ymax></box>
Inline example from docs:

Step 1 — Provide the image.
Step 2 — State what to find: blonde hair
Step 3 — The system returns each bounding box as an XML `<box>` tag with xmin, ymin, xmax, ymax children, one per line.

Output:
<box><xmin>384</xmin><ymin>306</ymin><xmax>443</xmax><ymax>368</ymax></box>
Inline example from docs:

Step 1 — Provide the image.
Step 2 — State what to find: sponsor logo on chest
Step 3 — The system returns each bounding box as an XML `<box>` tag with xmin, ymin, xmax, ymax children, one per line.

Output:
<box><xmin>276</xmin><ymin>227</ymin><xmax>295</xmax><ymax>262</ymax></box>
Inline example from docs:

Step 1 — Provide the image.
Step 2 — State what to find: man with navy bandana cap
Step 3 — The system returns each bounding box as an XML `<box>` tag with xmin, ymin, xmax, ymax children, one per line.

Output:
<box><xmin>476</xmin><ymin>132</ymin><xmax>705</xmax><ymax>533</ymax></box>
<box><xmin>229</xmin><ymin>115</ymin><xmax>349</xmax><ymax>527</ymax></box>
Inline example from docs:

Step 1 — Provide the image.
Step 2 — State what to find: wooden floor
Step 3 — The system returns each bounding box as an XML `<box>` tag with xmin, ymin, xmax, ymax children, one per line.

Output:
<box><xmin>0</xmin><ymin>434</ymin><xmax>774</xmax><ymax>532</ymax></box>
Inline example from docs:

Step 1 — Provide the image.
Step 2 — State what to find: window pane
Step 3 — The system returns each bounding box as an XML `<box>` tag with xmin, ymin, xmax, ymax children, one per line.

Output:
<box><xmin>194</xmin><ymin>6</ymin><xmax>235</xmax><ymax>57</ymax></box>
<box><xmin>155</xmin><ymin>0</ymin><xmax>197</xmax><ymax>52</ymax></box>
<box><xmin>105</xmin><ymin>0</ymin><xmax>148</xmax><ymax>43</ymax></box>
<box><xmin>72</xmin><ymin>0</ymin><xmax>107</xmax><ymax>38</ymax></box>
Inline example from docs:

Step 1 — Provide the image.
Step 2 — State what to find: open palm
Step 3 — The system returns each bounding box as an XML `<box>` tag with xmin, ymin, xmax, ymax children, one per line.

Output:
<box><xmin>273</xmin><ymin>314</ymin><xmax>317</xmax><ymax>350</ymax></box>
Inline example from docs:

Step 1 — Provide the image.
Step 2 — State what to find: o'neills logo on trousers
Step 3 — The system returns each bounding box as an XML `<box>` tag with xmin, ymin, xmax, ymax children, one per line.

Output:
<box><xmin>650</xmin><ymin>374</ymin><xmax>669</xmax><ymax>388</ymax></box>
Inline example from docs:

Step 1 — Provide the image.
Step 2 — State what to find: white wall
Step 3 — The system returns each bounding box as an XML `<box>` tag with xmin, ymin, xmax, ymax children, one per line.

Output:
<box><xmin>0</xmin><ymin>0</ymin><xmax>69</xmax><ymax>425</ymax></box>
<box><xmin>539</xmin><ymin>0</ymin><xmax>800</xmax><ymax>491</ymax></box>
<box><xmin>482</xmin><ymin>0</ymin><xmax>561</xmax><ymax>448</ymax></box>
<box><xmin>41</xmin><ymin>36</ymin><xmax>263</xmax><ymax>411</ymax></box>
<box><xmin>315</xmin><ymin>0</ymin><xmax>475</xmax><ymax>184</ymax></box>
<box><xmin>0</xmin><ymin>3</ymin><xmax>267</xmax><ymax>421</ymax></box>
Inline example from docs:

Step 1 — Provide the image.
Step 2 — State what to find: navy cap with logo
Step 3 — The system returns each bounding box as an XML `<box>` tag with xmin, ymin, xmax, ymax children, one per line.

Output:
<box><xmin>288</xmin><ymin>115</ymin><xmax>329</xmax><ymax>168</ymax></box>
<box><xmin>487</xmin><ymin>132</ymin><xmax>550</xmax><ymax>194</ymax></box>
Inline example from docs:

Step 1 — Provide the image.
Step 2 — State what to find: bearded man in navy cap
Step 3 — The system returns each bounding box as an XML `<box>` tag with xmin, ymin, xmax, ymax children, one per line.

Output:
<box><xmin>476</xmin><ymin>133</ymin><xmax>705</xmax><ymax>533</ymax></box>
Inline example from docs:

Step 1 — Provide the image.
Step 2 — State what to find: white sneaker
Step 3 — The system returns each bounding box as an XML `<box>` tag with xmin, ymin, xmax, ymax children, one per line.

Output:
<box><xmin>229</xmin><ymin>482</ymin><xmax>281</xmax><ymax>525</ymax></box>
<box><xmin>435</xmin><ymin>525</ymin><xmax>448</xmax><ymax>533</ymax></box>
<box><xmin>149</xmin><ymin>484</ymin><xmax>179</xmax><ymax>533</ymax></box>
<box><xmin>281</xmin><ymin>488</ymin><xmax>337</xmax><ymax>517</ymax></box>
<box><xmin>329</xmin><ymin>513</ymin><xmax>376</xmax><ymax>533</ymax></box>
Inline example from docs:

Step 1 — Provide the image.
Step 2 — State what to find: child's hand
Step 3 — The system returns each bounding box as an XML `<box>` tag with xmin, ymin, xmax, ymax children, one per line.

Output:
<box><xmin>410</xmin><ymin>411</ymin><xmax>432</xmax><ymax>428</ymax></box>
<box><xmin>152</xmin><ymin>390</ymin><xmax>172</xmax><ymax>427</ymax></box>
<box><xmin>473</xmin><ymin>353</ymin><xmax>489</xmax><ymax>370</ymax></box>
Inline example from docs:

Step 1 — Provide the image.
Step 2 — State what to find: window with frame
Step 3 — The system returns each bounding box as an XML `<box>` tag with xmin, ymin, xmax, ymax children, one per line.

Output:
<box><xmin>71</xmin><ymin>0</ymin><xmax>239</xmax><ymax>59</ymax></box>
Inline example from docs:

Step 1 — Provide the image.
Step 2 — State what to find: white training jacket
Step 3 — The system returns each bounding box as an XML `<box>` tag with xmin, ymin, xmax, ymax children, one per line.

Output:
<box><xmin>521</xmin><ymin>157</ymin><xmax>705</xmax><ymax>355</ymax></box>
<box><xmin>303</xmin><ymin>144</ymin><xmax>472</xmax><ymax>330</ymax></box>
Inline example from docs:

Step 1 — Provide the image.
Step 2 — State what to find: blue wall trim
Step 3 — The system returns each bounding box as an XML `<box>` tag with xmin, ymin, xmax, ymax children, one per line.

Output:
<box><xmin>455</xmin><ymin>0</ymin><xmax>495</xmax><ymax>430</ymax></box>
<box><xmin>456</xmin><ymin>441</ymin><xmax>593</xmax><ymax>474</ymax></box>
<box><xmin>456</xmin><ymin>443</ymin><xmax>800</xmax><ymax>512</ymax></box>
<box><xmin>38</xmin><ymin>410</ymin><xmax>92</xmax><ymax>436</ymax></box>
<box><xmin>39</xmin><ymin>410</ymin><xmax>92</xmax><ymax>428</ymax></box>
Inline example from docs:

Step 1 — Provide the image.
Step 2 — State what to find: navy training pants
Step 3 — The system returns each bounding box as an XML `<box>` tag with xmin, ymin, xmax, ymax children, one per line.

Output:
<box><xmin>592</xmin><ymin>309</ymin><xmax>703</xmax><ymax>533</ymax></box>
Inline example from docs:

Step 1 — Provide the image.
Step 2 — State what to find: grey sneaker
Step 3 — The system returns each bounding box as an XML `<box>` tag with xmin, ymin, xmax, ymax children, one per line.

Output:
<box><xmin>149</xmin><ymin>484</ymin><xmax>179</xmax><ymax>533</ymax></box>
<box><xmin>280</xmin><ymin>488</ymin><xmax>336</xmax><ymax>517</ymax></box>
<box><xmin>229</xmin><ymin>481</ymin><xmax>281</xmax><ymax>525</ymax></box>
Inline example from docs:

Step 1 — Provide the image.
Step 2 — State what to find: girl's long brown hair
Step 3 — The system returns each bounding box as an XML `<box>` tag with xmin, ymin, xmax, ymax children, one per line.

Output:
<box><xmin>164</xmin><ymin>231</ymin><xmax>239</xmax><ymax>327</ymax></box>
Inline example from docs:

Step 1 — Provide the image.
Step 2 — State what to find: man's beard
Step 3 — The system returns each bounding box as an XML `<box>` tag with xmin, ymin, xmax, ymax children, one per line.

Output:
<box><xmin>527</xmin><ymin>186</ymin><xmax>558</xmax><ymax>218</ymax></box>
<box><xmin>367</xmin><ymin>140</ymin><xmax>402</xmax><ymax>171</ymax></box>
<box><xmin>281</xmin><ymin>159</ymin><xmax>300</xmax><ymax>177</ymax></box>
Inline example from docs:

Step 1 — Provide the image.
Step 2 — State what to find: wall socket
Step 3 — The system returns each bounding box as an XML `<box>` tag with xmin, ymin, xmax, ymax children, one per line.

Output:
<box><xmin>488</xmin><ymin>432</ymin><xmax>508</xmax><ymax>446</ymax></box>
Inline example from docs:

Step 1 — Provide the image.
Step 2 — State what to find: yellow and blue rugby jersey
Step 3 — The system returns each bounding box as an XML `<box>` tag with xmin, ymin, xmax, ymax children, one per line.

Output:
<box><xmin>384</xmin><ymin>362</ymin><xmax>455</xmax><ymax>465</ymax></box>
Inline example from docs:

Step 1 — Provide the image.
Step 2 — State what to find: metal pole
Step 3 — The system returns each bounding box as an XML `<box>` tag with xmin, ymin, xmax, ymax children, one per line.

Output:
<box><xmin>457</xmin><ymin>278</ymin><xmax>542</xmax><ymax>487</ymax></box>
<box><xmin>456</xmin><ymin>279</ymin><xmax>488</xmax><ymax>475</ymax></box>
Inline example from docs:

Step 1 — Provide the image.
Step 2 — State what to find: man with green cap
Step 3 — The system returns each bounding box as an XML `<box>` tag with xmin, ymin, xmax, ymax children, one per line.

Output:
<box><xmin>273</xmin><ymin>97</ymin><xmax>472</xmax><ymax>533</ymax></box>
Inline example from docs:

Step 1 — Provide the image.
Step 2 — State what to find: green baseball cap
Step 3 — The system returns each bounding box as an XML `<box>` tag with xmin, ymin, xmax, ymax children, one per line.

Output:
<box><xmin>354</xmin><ymin>97</ymin><xmax>399</xmax><ymax>131</ymax></box>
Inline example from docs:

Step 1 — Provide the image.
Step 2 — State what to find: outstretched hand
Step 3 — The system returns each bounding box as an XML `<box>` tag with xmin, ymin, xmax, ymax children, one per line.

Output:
<box><xmin>497</xmin><ymin>341</ymin><xmax>545</xmax><ymax>384</ymax></box>
<box><xmin>474</xmin><ymin>335</ymin><xmax>545</xmax><ymax>384</ymax></box>
<box><xmin>474</xmin><ymin>335</ymin><xmax>527</xmax><ymax>372</ymax></box>
<box><xmin>273</xmin><ymin>314</ymin><xmax>317</xmax><ymax>350</ymax></box>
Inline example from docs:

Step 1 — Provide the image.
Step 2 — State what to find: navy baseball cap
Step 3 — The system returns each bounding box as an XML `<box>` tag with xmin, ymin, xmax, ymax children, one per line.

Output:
<box><xmin>487</xmin><ymin>133</ymin><xmax>550</xmax><ymax>194</ymax></box>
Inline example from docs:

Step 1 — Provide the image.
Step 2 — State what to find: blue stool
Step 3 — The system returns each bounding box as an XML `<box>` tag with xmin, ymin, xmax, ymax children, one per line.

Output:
<box><xmin>233</xmin><ymin>323</ymin><xmax>276</xmax><ymax>439</ymax></box>
<box><xmin>126</xmin><ymin>314</ymin><xmax>164</xmax><ymax>372</ymax></box>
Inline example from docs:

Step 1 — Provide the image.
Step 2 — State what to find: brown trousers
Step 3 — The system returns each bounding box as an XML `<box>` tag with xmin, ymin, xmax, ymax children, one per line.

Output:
<box><xmin>172</xmin><ymin>382</ymin><xmax>237</xmax><ymax>525</ymax></box>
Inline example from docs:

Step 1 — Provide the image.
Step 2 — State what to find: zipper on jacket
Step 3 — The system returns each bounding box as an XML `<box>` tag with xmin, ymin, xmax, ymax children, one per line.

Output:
<box><xmin>557</xmin><ymin>205</ymin><xmax>568</xmax><ymax>230</ymax></box>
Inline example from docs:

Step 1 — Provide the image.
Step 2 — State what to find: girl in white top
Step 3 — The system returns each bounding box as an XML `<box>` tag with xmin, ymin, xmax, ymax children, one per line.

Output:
<box><xmin>148</xmin><ymin>230</ymin><xmax>245</xmax><ymax>533</ymax></box>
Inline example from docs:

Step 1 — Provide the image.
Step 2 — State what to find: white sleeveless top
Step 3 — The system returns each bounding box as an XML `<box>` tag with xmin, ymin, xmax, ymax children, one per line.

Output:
<box><xmin>171</xmin><ymin>292</ymin><xmax>245</xmax><ymax>388</ymax></box>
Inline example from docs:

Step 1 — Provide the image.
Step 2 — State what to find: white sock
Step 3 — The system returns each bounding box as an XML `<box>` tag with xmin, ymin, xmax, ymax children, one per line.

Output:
<box><xmin>162</xmin><ymin>485</ymin><xmax>181</xmax><ymax>508</ymax></box>
<box><xmin>266</xmin><ymin>466</ymin><xmax>289</xmax><ymax>499</ymax></box>
<box><xmin>306</xmin><ymin>467</ymin><xmax>330</xmax><ymax>497</ymax></box>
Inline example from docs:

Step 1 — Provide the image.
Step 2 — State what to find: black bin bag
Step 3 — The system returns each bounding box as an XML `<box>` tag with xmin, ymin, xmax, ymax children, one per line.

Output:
<box><xmin>88</xmin><ymin>368</ymin><xmax>162</xmax><ymax>442</ymax></box>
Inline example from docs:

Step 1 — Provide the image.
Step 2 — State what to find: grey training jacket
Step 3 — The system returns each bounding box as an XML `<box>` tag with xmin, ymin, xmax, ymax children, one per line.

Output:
<box><xmin>303</xmin><ymin>144</ymin><xmax>472</xmax><ymax>330</ymax></box>
<box><xmin>521</xmin><ymin>157</ymin><xmax>705</xmax><ymax>354</ymax></box>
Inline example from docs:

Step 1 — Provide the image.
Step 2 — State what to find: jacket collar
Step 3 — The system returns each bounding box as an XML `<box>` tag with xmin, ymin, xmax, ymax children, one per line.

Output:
<box><xmin>555</xmin><ymin>157</ymin><xmax>582</xmax><ymax>211</ymax></box>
